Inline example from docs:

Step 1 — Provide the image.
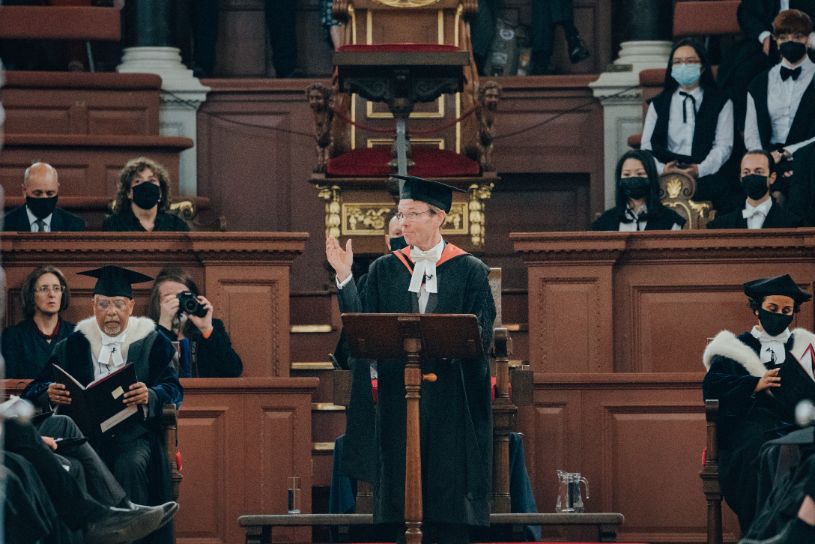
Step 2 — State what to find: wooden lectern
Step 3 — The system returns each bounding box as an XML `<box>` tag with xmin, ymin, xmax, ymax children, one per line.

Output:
<box><xmin>341</xmin><ymin>312</ymin><xmax>484</xmax><ymax>544</ymax></box>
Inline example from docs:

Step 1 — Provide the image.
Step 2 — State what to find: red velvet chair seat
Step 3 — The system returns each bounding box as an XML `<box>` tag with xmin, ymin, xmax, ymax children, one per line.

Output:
<box><xmin>326</xmin><ymin>147</ymin><xmax>480</xmax><ymax>178</ymax></box>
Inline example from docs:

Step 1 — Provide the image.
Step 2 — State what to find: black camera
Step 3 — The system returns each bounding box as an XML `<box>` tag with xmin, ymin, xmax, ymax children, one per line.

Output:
<box><xmin>176</xmin><ymin>291</ymin><xmax>207</xmax><ymax>318</ymax></box>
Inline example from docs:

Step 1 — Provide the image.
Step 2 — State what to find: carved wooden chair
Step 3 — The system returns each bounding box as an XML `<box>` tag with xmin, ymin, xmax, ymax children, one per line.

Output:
<box><xmin>701</xmin><ymin>399</ymin><xmax>723</xmax><ymax>544</ymax></box>
<box><xmin>659</xmin><ymin>171</ymin><xmax>716</xmax><ymax>229</ymax></box>
<box><xmin>306</xmin><ymin>0</ymin><xmax>501</xmax><ymax>253</ymax></box>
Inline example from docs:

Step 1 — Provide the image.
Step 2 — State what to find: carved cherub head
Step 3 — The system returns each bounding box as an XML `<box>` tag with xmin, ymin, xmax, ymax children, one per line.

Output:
<box><xmin>305</xmin><ymin>83</ymin><xmax>332</xmax><ymax>112</ymax></box>
<box><xmin>478</xmin><ymin>81</ymin><xmax>501</xmax><ymax>111</ymax></box>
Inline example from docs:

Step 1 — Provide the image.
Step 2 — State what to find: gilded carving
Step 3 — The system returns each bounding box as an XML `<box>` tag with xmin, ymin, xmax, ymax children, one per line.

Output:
<box><xmin>317</xmin><ymin>186</ymin><xmax>343</xmax><ymax>239</ymax></box>
<box><xmin>468</xmin><ymin>182</ymin><xmax>493</xmax><ymax>246</ymax></box>
<box><xmin>342</xmin><ymin>204</ymin><xmax>393</xmax><ymax>235</ymax></box>
<box><xmin>370</xmin><ymin>0</ymin><xmax>443</xmax><ymax>9</ymax></box>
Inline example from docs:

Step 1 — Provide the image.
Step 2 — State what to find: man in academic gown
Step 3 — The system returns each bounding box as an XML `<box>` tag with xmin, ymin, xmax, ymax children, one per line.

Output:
<box><xmin>23</xmin><ymin>265</ymin><xmax>183</xmax><ymax>544</ymax></box>
<box><xmin>787</xmin><ymin>140</ymin><xmax>815</xmax><ymax>225</ymax></box>
<box><xmin>702</xmin><ymin>274</ymin><xmax>815</xmax><ymax>532</ymax></box>
<box><xmin>3</xmin><ymin>162</ymin><xmax>85</xmax><ymax>232</ymax></box>
<box><xmin>708</xmin><ymin>150</ymin><xmax>803</xmax><ymax>228</ymax></box>
<box><xmin>326</xmin><ymin>175</ymin><xmax>496</xmax><ymax>543</ymax></box>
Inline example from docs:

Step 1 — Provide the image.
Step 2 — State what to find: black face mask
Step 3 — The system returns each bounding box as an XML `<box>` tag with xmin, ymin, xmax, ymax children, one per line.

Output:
<box><xmin>779</xmin><ymin>41</ymin><xmax>807</xmax><ymax>64</ymax></box>
<box><xmin>388</xmin><ymin>235</ymin><xmax>407</xmax><ymax>251</ymax></box>
<box><xmin>758</xmin><ymin>308</ymin><xmax>794</xmax><ymax>337</ymax></box>
<box><xmin>620</xmin><ymin>177</ymin><xmax>651</xmax><ymax>200</ymax></box>
<box><xmin>131</xmin><ymin>182</ymin><xmax>161</xmax><ymax>210</ymax></box>
<box><xmin>742</xmin><ymin>174</ymin><xmax>769</xmax><ymax>200</ymax></box>
<box><xmin>25</xmin><ymin>195</ymin><xmax>58</xmax><ymax>219</ymax></box>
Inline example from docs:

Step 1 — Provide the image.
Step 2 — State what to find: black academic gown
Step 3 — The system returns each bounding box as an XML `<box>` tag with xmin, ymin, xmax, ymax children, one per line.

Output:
<box><xmin>3</xmin><ymin>206</ymin><xmax>86</xmax><ymax>232</ymax></box>
<box><xmin>702</xmin><ymin>328</ymin><xmax>815</xmax><ymax>532</ymax></box>
<box><xmin>591</xmin><ymin>206</ymin><xmax>686</xmax><ymax>231</ymax></box>
<box><xmin>787</xmin><ymin>141</ymin><xmax>815</xmax><ymax>226</ymax></box>
<box><xmin>101</xmin><ymin>208</ymin><xmax>190</xmax><ymax>232</ymax></box>
<box><xmin>155</xmin><ymin>318</ymin><xmax>243</xmax><ymax>377</ymax></box>
<box><xmin>706</xmin><ymin>200</ymin><xmax>804</xmax><ymax>229</ymax></box>
<box><xmin>22</xmin><ymin>316</ymin><xmax>183</xmax><ymax>544</ymax></box>
<box><xmin>338</xmin><ymin>244</ymin><xmax>496</xmax><ymax>529</ymax></box>
<box><xmin>2</xmin><ymin>318</ymin><xmax>75</xmax><ymax>379</ymax></box>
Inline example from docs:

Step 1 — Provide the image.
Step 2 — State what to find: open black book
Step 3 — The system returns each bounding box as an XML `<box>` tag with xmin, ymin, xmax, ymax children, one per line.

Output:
<box><xmin>769</xmin><ymin>348</ymin><xmax>815</xmax><ymax>417</ymax></box>
<box><xmin>54</xmin><ymin>363</ymin><xmax>143</xmax><ymax>440</ymax></box>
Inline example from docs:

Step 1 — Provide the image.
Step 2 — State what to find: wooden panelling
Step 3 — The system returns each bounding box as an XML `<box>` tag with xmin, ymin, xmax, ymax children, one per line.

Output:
<box><xmin>0</xmin><ymin>232</ymin><xmax>307</xmax><ymax>377</ymax></box>
<box><xmin>514</xmin><ymin>230</ymin><xmax>815</xmax><ymax>373</ymax></box>
<box><xmin>518</xmin><ymin>373</ymin><xmax>741</xmax><ymax>543</ymax></box>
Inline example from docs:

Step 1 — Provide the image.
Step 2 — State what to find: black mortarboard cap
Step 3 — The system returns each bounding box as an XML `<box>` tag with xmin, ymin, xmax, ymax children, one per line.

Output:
<box><xmin>743</xmin><ymin>274</ymin><xmax>812</xmax><ymax>304</ymax></box>
<box><xmin>391</xmin><ymin>174</ymin><xmax>464</xmax><ymax>213</ymax></box>
<box><xmin>78</xmin><ymin>265</ymin><xmax>153</xmax><ymax>298</ymax></box>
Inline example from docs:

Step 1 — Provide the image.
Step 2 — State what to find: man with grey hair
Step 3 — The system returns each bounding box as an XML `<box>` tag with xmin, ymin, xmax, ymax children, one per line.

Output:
<box><xmin>4</xmin><ymin>161</ymin><xmax>86</xmax><ymax>231</ymax></box>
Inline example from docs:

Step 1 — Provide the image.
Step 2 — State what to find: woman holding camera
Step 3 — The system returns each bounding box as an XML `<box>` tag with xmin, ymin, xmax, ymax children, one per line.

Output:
<box><xmin>640</xmin><ymin>38</ymin><xmax>741</xmax><ymax>214</ymax></box>
<box><xmin>146</xmin><ymin>267</ymin><xmax>243</xmax><ymax>377</ymax></box>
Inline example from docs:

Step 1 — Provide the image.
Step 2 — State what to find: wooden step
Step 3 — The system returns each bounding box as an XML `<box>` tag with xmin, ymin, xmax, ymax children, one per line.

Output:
<box><xmin>0</xmin><ymin>6</ymin><xmax>120</xmax><ymax>41</ymax></box>
<box><xmin>2</xmin><ymin>72</ymin><xmax>162</xmax><ymax>136</ymax></box>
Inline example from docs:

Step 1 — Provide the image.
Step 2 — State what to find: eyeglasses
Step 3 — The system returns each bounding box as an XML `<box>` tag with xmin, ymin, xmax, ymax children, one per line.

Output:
<box><xmin>34</xmin><ymin>285</ymin><xmax>63</xmax><ymax>294</ymax></box>
<box><xmin>395</xmin><ymin>209</ymin><xmax>433</xmax><ymax>221</ymax></box>
<box><xmin>94</xmin><ymin>297</ymin><xmax>129</xmax><ymax>311</ymax></box>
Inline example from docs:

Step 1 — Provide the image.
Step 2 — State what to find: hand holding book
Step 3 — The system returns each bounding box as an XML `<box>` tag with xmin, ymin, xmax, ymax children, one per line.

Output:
<box><xmin>48</xmin><ymin>382</ymin><xmax>72</xmax><ymax>405</ymax></box>
<box><xmin>123</xmin><ymin>382</ymin><xmax>149</xmax><ymax>406</ymax></box>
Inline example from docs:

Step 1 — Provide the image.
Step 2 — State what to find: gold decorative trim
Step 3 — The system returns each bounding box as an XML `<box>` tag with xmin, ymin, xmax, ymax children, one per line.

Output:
<box><xmin>454</xmin><ymin>3</ymin><xmax>462</xmax><ymax>46</ymax></box>
<box><xmin>349</xmin><ymin>4</ymin><xmax>357</xmax><ymax>44</ymax></box>
<box><xmin>312</xmin><ymin>403</ymin><xmax>346</xmax><ymax>412</ymax></box>
<box><xmin>366</xmin><ymin>10</ymin><xmax>372</xmax><ymax>44</ymax></box>
<box><xmin>366</xmin><ymin>137</ymin><xmax>445</xmax><ymax>150</ymax></box>
<box><xmin>313</xmin><ymin>442</ymin><xmax>336</xmax><ymax>452</ymax></box>
<box><xmin>291</xmin><ymin>361</ymin><xmax>336</xmax><ymax>370</ymax></box>
<box><xmin>317</xmin><ymin>185</ymin><xmax>342</xmax><ymax>239</ymax></box>
<box><xmin>467</xmin><ymin>182</ymin><xmax>494</xmax><ymax>246</ymax></box>
<box><xmin>366</xmin><ymin>98</ymin><xmax>444</xmax><ymax>119</ymax></box>
<box><xmin>437</xmin><ymin>9</ymin><xmax>444</xmax><ymax>44</ymax></box>
<box><xmin>291</xmin><ymin>324</ymin><xmax>333</xmax><ymax>333</ymax></box>
<box><xmin>442</xmin><ymin>201</ymin><xmax>468</xmax><ymax>235</ymax></box>
<box><xmin>342</xmin><ymin>203</ymin><xmax>394</xmax><ymax>235</ymax></box>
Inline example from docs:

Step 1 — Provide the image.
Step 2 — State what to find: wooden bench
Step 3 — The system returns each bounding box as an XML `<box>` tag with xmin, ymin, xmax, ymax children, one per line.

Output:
<box><xmin>238</xmin><ymin>512</ymin><xmax>625</xmax><ymax>543</ymax></box>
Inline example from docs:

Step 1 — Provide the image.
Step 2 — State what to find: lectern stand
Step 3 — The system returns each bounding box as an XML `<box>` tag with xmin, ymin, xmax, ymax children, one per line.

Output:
<box><xmin>341</xmin><ymin>313</ymin><xmax>483</xmax><ymax>544</ymax></box>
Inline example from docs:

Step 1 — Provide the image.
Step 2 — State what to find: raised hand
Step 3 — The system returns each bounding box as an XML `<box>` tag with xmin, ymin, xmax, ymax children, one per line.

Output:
<box><xmin>326</xmin><ymin>236</ymin><xmax>353</xmax><ymax>282</ymax></box>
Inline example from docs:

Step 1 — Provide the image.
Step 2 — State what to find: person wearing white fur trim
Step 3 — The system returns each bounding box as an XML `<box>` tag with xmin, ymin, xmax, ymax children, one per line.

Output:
<box><xmin>703</xmin><ymin>274</ymin><xmax>815</xmax><ymax>534</ymax></box>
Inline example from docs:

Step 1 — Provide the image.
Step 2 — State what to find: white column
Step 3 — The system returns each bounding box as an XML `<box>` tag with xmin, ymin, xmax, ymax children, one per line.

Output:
<box><xmin>117</xmin><ymin>47</ymin><xmax>209</xmax><ymax>196</ymax></box>
<box><xmin>590</xmin><ymin>40</ymin><xmax>672</xmax><ymax>208</ymax></box>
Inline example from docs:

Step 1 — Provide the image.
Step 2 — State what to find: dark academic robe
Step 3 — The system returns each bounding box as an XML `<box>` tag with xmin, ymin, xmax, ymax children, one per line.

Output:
<box><xmin>101</xmin><ymin>208</ymin><xmax>190</xmax><ymax>232</ymax></box>
<box><xmin>338</xmin><ymin>243</ymin><xmax>496</xmax><ymax>528</ymax></box>
<box><xmin>3</xmin><ymin>206</ymin><xmax>86</xmax><ymax>232</ymax></box>
<box><xmin>155</xmin><ymin>318</ymin><xmax>243</xmax><ymax>377</ymax></box>
<box><xmin>22</xmin><ymin>316</ymin><xmax>183</xmax><ymax>544</ymax></box>
<box><xmin>706</xmin><ymin>200</ymin><xmax>804</xmax><ymax>229</ymax></box>
<box><xmin>591</xmin><ymin>206</ymin><xmax>686</xmax><ymax>231</ymax></box>
<box><xmin>1</xmin><ymin>318</ymin><xmax>75</xmax><ymax>379</ymax></box>
<box><xmin>747</xmin><ymin>69</ymin><xmax>815</xmax><ymax>153</ymax></box>
<box><xmin>702</xmin><ymin>328</ymin><xmax>815</xmax><ymax>531</ymax></box>
<box><xmin>787</xmin><ymin>141</ymin><xmax>815</xmax><ymax>226</ymax></box>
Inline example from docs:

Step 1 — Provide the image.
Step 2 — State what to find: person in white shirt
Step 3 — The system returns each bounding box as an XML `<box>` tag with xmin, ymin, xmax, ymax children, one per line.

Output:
<box><xmin>591</xmin><ymin>150</ymin><xmax>686</xmax><ymax>231</ymax></box>
<box><xmin>641</xmin><ymin>38</ymin><xmax>739</xmax><ymax>213</ymax></box>
<box><xmin>708</xmin><ymin>149</ymin><xmax>803</xmax><ymax>228</ymax></box>
<box><xmin>744</xmin><ymin>9</ymin><xmax>815</xmax><ymax>199</ymax></box>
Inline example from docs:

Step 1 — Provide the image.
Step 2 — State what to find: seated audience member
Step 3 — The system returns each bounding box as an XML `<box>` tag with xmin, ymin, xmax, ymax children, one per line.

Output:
<box><xmin>744</xmin><ymin>9</ymin><xmax>815</xmax><ymax>197</ymax></box>
<box><xmin>2</xmin><ymin>266</ymin><xmax>75</xmax><ymax>379</ymax></box>
<box><xmin>22</xmin><ymin>265</ymin><xmax>183</xmax><ymax>544</ymax></box>
<box><xmin>641</xmin><ymin>38</ymin><xmax>739</xmax><ymax>213</ymax></box>
<box><xmin>146</xmin><ymin>266</ymin><xmax>243</xmax><ymax>377</ymax></box>
<box><xmin>102</xmin><ymin>157</ymin><xmax>190</xmax><ymax>232</ymax></box>
<box><xmin>707</xmin><ymin>150</ymin><xmax>803</xmax><ymax>228</ymax></box>
<box><xmin>529</xmin><ymin>0</ymin><xmax>590</xmax><ymax>75</ymax></box>
<box><xmin>3</xmin><ymin>162</ymin><xmax>85</xmax><ymax>232</ymax></box>
<box><xmin>4</xmin><ymin>416</ymin><xmax>176</xmax><ymax>544</ymax></box>
<box><xmin>591</xmin><ymin>150</ymin><xmax>686</xmax><ymax>231</ymax></box>
<box><xmin>702</xmin><ymin>274</ymin><xmax>815</xmax><ymax>533</ymax></box>
<box><xmin>787</xmin><ymin>140</ymin><xmax>815</xmax><ymax>225</ymax></box>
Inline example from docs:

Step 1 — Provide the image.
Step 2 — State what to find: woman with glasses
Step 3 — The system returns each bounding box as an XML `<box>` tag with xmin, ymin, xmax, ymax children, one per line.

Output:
<box><xmin>640</xmin><ymin>38</ymin><xmax>740</xmax><ymax>214</ymax></box>
<box><xmin>2</xmin><ymin>265</ymin><xmax>75</xmax><ymax>379</ymax></box>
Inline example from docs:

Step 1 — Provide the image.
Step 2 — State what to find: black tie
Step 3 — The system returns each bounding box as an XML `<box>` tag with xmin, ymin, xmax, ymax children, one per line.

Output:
<box><xmin>34</xmin><ymin>219</ymin><xmax>45</xmax><ymax>232</ymax></box>
<box><xmin>679</xmin><ymin>91</ymin><xmax>696</xmax><ymax>123</ymax></box>
<box><xmin>780</xmin><ymin>66</ymin><xmax>802</xmax><ymax>81</ymax></box>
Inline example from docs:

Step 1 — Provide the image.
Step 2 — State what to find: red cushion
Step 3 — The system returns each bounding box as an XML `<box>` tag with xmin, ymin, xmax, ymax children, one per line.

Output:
<box><xmin>337</xmin><ymin>43</ymin><xmax>460</xmax><ymax>53</ymax></box>
<box><xmin>176</xmin><ymin>449</ymin><xmax>183</xmax><ymax>472</ymax></box>
<box><xmin>327</xmin><ymin>147</ymin><xmax>480</xmax><ymax>178</ymax></box>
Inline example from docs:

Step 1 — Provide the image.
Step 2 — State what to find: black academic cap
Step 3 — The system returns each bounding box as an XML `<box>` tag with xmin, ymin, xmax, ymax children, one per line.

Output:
<box><xmin>391</xmin><ymin>174</ymin><xmax>464</xmax><ymax>214</ymax></box>
<box><xmin>743</xmin><ymin>274</ymin><xmax>812</xmax><ymax>305</ymax></box>
<box><xmin>78</xmin><ymin>265</ymin><xmax>153</xmax><ymax>299</ymax></box>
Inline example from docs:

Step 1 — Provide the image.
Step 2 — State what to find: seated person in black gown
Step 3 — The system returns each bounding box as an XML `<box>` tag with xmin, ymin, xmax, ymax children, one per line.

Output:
<box><xmin>3</xmin><ymin>415</ymin><xmax>176</xmax><ymax>544</ymax></box>
<box><xmin>2</xmin><ymin>265</ymin><xmax>75</xmax><ymax>379</ymax></box>
<box><xmin>3</xmin><ymin>162</ymin><xmax>85</xmax><ymax>232</ymax></box>
<box><xmin>591</xmin><ymin>149</ymin><xmax>686</xmax><ymax>231</ymax></box>
<box><xmin>641</xmin><ymin>38</ymin><xmax>740</xmax><ymax>213</ymax></box>
<box><xmin>702</xmin><ymin>274</ymin><xmax>815</xmax><ymax>532</ymax></box>
<box><xmin>146</xmin><ymin>266</ymin><xmax>243</xmax><ymax>377</ymax></box>
<box><xmin>744</xmin><ymin>9</ymin><xmax>815</xmax><ymax>199</ymax></box>
<box><xmin>787</xmin><ymin>140</ymin><xmax>815</xmax><ymax>225</ymax></box>
<box><xmin>707</xmin><ymin>150</ymin><xmax>804</xmax><ymax>229</ymax></box>
<box><xmin>102</xmin><ymin>157</ymin><xmax>189</xmax><ymax>232</ymax></box>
